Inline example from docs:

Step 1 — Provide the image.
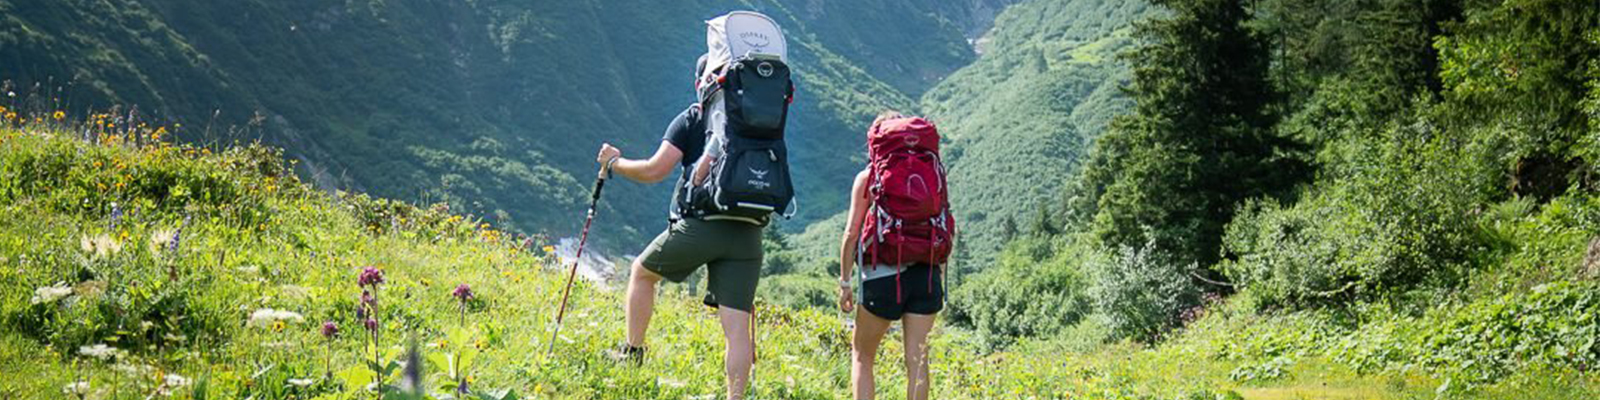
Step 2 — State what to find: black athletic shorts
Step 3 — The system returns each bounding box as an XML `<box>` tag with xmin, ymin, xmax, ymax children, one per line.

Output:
<box><xmin>860</xmin><ymin>263</ymin><xmax>944</xmax><ymax>321</ymax></box>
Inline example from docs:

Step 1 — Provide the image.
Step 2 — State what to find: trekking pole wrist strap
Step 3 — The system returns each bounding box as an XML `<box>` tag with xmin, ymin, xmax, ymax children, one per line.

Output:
<box><xmin>604</xmin><ymin>156</ymin><xmax>620</xmax><ymax>178</ymax></box>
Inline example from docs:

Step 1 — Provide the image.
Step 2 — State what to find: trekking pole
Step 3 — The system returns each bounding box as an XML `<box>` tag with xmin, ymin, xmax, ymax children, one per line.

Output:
<box><xmin>547</xmin><ymin>160</ymin><xmax>614</xmax><ymax>356</ymax></box>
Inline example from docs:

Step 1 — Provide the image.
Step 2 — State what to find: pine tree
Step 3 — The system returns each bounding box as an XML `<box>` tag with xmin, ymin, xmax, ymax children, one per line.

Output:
<box><xmin>1081</xmin><ymin>0</ymin><xmax>1307</xmax><ymax>267</ymax></box>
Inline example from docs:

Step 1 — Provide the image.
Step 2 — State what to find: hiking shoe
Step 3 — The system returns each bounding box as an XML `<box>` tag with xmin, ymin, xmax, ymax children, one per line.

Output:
<box><xmin>604</xmin><ymin>343</ymin><xmax>646</xmax><ymax>365</ymax></box>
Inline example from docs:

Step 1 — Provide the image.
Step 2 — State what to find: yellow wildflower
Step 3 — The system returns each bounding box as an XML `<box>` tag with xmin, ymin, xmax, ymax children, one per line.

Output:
<box><xmin>542</xmin><ymin>245</ymin><xmax>556</xmax><ymax>254</ymax></box>
<box><xmin>52</xmin><ymin>111</ymin><xmax>64</xmax><ymax>120</ymax></box>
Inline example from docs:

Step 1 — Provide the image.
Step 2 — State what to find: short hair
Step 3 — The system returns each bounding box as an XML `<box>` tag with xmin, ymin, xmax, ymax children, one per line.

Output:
<box><xmin>872</xmin><ymin>110</ymin><xmax>904</xmax><ymax>128</ymax></box>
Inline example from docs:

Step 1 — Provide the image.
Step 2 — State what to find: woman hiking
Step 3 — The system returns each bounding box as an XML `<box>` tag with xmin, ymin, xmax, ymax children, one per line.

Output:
<box><xmin>838</xmin><ymin>111</ymin><xmax>956</xmax><ymax>400</ymax></box>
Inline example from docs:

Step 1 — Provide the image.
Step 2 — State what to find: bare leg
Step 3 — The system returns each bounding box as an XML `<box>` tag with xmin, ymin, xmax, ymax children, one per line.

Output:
<box><xmin>718</xmin><ymin>306</ymin><xmax>755</xmax><ymax>399</ymax></box>
<box><xmin>902</xmin><ymin>313</ymin><xmax>938</xmax><ymax>400</ymax></box>
<box><xmin>625</xmin><ymin>259</ymin><xmax>662</xmax><ymax>348</ymax></box>
<box><xmin>851</xmin><ymin>308</ymin><xmax>892</xmax><ymax>400</ymax></box>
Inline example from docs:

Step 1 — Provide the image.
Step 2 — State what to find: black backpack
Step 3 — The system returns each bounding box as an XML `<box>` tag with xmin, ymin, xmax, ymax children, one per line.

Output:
<box><xmin>684</xmin><ymin>54</ymin><xmax>795</xmax><ymax>222</ymax></box>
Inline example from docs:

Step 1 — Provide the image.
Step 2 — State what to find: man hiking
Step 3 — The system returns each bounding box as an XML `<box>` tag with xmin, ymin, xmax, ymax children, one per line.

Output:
<box><xmin>594</xmin><ymin>11</ymin><xmax>794</xmax><ymax>399</ymax></box>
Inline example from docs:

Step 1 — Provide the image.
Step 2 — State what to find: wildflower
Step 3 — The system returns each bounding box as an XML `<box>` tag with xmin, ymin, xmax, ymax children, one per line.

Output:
<box><xmin>108</xmin><ymin>202</ymin><xmax>122</xmax><ymax>230</ymax></box>
<box><xmin>360</xmin><ymin>290</ymin><xmax>374</xmax><ymax>306</ymax></box>
<box><xmin>318</xmin><ymin>321</ymin><xmax>339</xmax><ymax>339</ymax></box>
<box><xmin>457</xmin><ymin>379</ymin><xmax>470</xmax><ymax>394</ymax></box>
<box><xmin>78</xmin><ymin>343</ymin><xmax>122</xmax><ymax>360</ymax></box>
<box><xmin>79</xmin><ymin>234</ymin><xmax>122</xmax><ymax>258</ymax></box>
<box><xmin>247</xmin><ymin>308</ymin><xmax>305</xmax><ymax>328</ymax></box>
<box><xmin>356</xmin><ymin>303</ymin><xmax>367</xmax><ymax>319</ymax></box>
<box><xmin>167</xmin><ymin>215</ymin><xmax>190</xmax><ymax>254</ymax></box>
<box><xmin>288</xmin><ymin>378</ymin><xmax>315</xmax><ymax>387</ymax></box>
<box><xmin>164</xmin><ymin>373</ymin><xmax>190</xmax><ymax>388</ymax></box>
<box><xmin>62</xmin><ymin>381</ymin><xmax>90</xmax><ymax>395</ymax></box>
<box><xmin>543</xmin><ymin>245</ymin><xmax>557</xmax><ymax>254</ymax></box>
<box><xmin>358</xmin><ymin>266</ymin><xmax>385</xmax><ymax>287</ymax></box>
<box><xmin>271</xmin><ymin>320</ymin><xmax>287</xmax><ymax>333</ymax></box>
<box><xmin>148</xmin><ymin>229</ymin><xmax>177</xmax><ymax>254</ymax></box>
<box><xmin>364</xmin><ymin>318</ymin><xmax>377</xmax><ymax>332</ymax></box>
<box><xmin>52</xmin><ymin>111</ymin><xmax>65</xmax><ymax>120</ymax></box>
<box><xmin>31</xmin><ymin>283</ymin><xmax>72</xmax><ymax>304</ymax></box>
<box><xmin>452</xmin><ymin>284</ymin><xmax>475</xmax><ymax>301</ymax></box>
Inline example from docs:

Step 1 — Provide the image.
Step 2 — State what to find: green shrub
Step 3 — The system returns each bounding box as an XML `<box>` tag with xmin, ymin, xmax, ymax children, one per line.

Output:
<box><xmin>1221</xmin><ymin>115</ymin><xmax>1496</xmax><ymax>307</ymax></box>
<box><xmin>1088</xmin><ymin>238</ymin><xmax>1202</xmax><ymax>342</ymax></box>
<box><xmin>948</xmin><ymin>235</ymin><xmax>1093</xmax><ymax>349</ymax></box>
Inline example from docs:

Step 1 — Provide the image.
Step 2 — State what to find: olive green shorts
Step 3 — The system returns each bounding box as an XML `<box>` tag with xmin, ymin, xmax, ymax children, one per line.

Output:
<box><xmin>638</xmin><ymin>218</ymin><xmax>764</xmax><ymax>312</ymax></box>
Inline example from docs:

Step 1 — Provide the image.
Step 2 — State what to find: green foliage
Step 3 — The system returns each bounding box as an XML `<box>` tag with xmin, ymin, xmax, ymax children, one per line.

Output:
<box><xmin>1088</xmin><ymin>238</ymin><xmax>1202</xmax><ymax>343</ymax></box>
<box><xmin>1221</xmin><ymin>108</ymin><xmax>1498</xmax><ymax>307</ymax></box>
<box><xmin>948</xmin><ymin>235</ymin><xmax>1092</xmax><ymax>349</ymax></box>
<box><xmin>1435</xmin><ymin>0</ymin><xmax>1598</xmax><ymax>197</ymax></box>
<box><xmin>1080</xmin><ymin>0</ymin><xmax>1307</xmax><ymax>270</ymax></box>
<box><xmin>921</xmin><ymin>0</ymin><xmax>1151</xmax><ymax>266</ymax></box>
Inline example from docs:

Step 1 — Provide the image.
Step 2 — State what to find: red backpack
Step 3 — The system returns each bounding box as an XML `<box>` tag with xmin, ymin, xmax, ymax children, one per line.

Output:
<box><xmin>858</xmin><ymin>116</ymin><xmax>956</xmax><ymax>270</ymax></box>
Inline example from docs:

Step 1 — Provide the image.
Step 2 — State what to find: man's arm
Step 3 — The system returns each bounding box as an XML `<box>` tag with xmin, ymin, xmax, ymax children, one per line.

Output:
<box><xmin>690</xmin><ymin>153</ymin><xmax>715</xmax><ymax>186</ymax></box>
<box><xmin>596</xmin><ymin>141</ymin><xmax>683</xmax><ymax>184</ymax></box>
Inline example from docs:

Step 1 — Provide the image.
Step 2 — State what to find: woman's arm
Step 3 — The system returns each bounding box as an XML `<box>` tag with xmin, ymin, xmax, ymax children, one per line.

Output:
<box><xmin>839</xmin><ymin>169</ymin><xmax>871</xmax><ymax>285</ymax></box>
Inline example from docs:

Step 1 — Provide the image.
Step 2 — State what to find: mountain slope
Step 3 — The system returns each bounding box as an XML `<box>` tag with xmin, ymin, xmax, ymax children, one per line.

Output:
<box><xmin>922</xmin><ymin>0</ymin><xmax>1152</xmax><ymax>265</ymax></box>
<box><xmin>0</xmin><ymin>0</ymin><xmax>1006</xmax><ymax>247</ymax></box>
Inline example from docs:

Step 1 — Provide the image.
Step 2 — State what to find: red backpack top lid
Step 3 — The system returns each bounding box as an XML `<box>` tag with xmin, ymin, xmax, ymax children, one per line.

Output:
<box><xmin>868</xmin><ymin>117</ymin><xmax>939</xmax><ymax>157</ymax></box>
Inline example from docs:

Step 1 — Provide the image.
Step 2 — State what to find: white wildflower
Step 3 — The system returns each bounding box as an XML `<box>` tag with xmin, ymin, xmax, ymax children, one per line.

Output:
<box><xmin>31</xmin><ymin>282</ymin><xmax>73</xmax><ymax>304</ymax></box>
<box><xmin>62</xmin><ymin>381</ymin><xmax>90</xmax><ymax>395</ymax></box>
<box><xmin>287</xmin><ymin>378</ymin><xmax>314</xmax><ymax>387</ymax></box>
<box><xmin>148</xmin><ymin>229</ymin><xmax>176</xmax><ymax>254</ymax></box>
<box><xmin>164</xmin><ymin>373</ymin><xmax>190</xmax><ymax>387</ymax></box>
<box><xmin>278</xmin><ymin>284</ymin><xmax>313</xmax><ymax>300</ymax></box>
<box><xmin>247</xmin><ymin>308</ymin><xmax>304</xmax><ymax>328</ymax></box>
<box><xmin>79</xmin><ymin>234</ymin><xmax>122</xmax><ymax>258</ymax></box>
<box><xmin>78</xmin><ymin>343</ymin><xmax>122</xmax><ymax>360</ymax></box>
<box><xmin>657</xmin><ymin>376</ymin><xmax>687</xmax><ymax>388</ymax></box>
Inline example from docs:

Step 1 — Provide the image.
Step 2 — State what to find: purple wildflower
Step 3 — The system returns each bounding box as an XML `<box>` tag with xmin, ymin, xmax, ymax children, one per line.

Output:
<box><xmin>452</xmin><ymin>284</ymin><xmax>474</xmax><ymax>301</ymax></box>
<box><xmin>167</xmin><ymin>215</ymin><xmax>191</xmax><ymax>253</ymax></box>
<box><xmin>358</xmin><ymin>266</ymin><xmax>385</xmax><ymax>287</ymax></box>
<box><xmin>356</xmin><ymin>303</ymin><xmax>367</xmax><ymax>319</ymax></box>
<box><xmin>364</xmin><ymin>318</ymin><xmax>377</xmax><ymax>332</ymax></box>
<box><xmin>108</xmin><ymin>202</ymin><xmax>123</xmax><ymax>230</ymax></box>
<box><xmin>321</xmin><ymin>321</ymin><xmax>339</xmax><ymax>339</ymax></box>
<box><xmin>360</xmin><ymin>290</ymin><xmax>374</xmax><ymax>306</ymax></box>
<box><xmin>457</xmin><ymin>379</ymin><xmax>469</xmax><ymax>394</ymax></box>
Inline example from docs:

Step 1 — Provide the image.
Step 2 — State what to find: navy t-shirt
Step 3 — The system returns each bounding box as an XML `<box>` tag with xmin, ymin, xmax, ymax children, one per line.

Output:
<box><xmin>663</xmin><ymin>105</ymin><xmax>706</xmax><ymax>219</ymax></box>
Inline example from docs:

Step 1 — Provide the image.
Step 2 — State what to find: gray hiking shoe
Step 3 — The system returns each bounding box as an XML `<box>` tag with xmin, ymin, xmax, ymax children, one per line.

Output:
<box><xmin>604</xmin><ymin>343</ymin><xmax>646</xmax><ymax>365</ymax></box>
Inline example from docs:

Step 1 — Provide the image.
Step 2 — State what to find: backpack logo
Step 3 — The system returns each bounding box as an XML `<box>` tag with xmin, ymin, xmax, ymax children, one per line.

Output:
<box><xmin>746</xmin><ymin>167</ymin><xmax>771</xmax><ymax>189</ymax></box>
<box><xmin>739</xmin><ymin>32</ymin><xmax>771</xmax><ymax>50</ymax></box>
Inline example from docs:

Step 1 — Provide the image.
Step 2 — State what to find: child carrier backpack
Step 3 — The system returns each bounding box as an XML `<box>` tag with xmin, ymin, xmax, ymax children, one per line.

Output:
<box><xmin>858</xmin><ymin>117</ymin><xmax>956</xmax><ymax>270</ymax></box>
<box><xmin>685</xmin><ymin>11</ymin><xmax>796</xmax><ymax>222</ymax></box>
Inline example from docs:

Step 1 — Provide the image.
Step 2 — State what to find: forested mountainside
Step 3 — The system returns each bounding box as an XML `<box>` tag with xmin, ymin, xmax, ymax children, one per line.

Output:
<box><xmin>0</xmin><ymin>0</ymin><xmax>1012</xmax><ymax>247</ymax></box>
